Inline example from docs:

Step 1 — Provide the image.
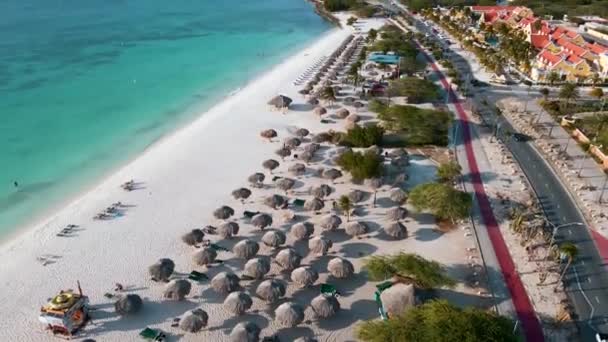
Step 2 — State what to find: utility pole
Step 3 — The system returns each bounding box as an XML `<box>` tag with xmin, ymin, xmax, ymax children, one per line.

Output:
<box><xmin>599</xmin><ymin>172</ymin><xmax>608</xmax><ymax>204</ymax></box>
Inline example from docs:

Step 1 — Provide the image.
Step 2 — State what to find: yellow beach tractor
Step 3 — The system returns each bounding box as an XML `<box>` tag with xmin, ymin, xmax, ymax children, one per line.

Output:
<box><xmin>39</xmin><ymin>282</ymin><xmax>89</xmax><ymax>338</ymax></box>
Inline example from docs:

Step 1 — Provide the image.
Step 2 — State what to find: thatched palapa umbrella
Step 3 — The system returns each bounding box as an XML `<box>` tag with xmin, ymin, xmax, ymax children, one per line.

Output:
<box><xmin>353</xmin><ymin>101</ymin><xmax>365</xmax><ymax>109</ymax></box>
<box><xmin>179</xmin><ymin>309</ymin><xmax>208</xmax><ymax>333</ymax></box>
<box><xmin>264</xmin><ymin>194</ymin><xmax>288</xmax><ymax>210</ymax></box>
<box><xmin>291</xmin><ymin>222</ymin><xmax>314</xmax><ymax>240</ymax></box>
<box><xmin>233</xmin><ymin>239</ymin><xmax>259</xmax><ymax>260</ymax></box>
<box><xmin>309</xmin><ymin>236</ymin><xmax>333</xmax><ymax>255</ymax></box>
<box><xmin>284</xmin><ymin>137</ymin><xmax>302</xmax><ymax>149</ymax></box>
<box><xmin>310</xmin><ymin>184</ymin><xmax>333</xmax><ymax>199</ymax></box>
<box><xmin>380</xmin><ymin>283</ymin><xmax>415</xmax><ymax>317</ymax></box>
<box><xmin>346</xmin><ymin>113</ymin><xmax>360</xmax><ymax>123</ymax></box>
<box><xmin>262</xmin><ymin>230</ymin><xmax>286</xmax><ymax>248</ymax></box>
<box><xmin>193</xmin><ymin>247</ymin><xmax>217</xmax><ymax>266</ymax></box>
<box><xmin>320</xmin><ymin>214</ymin><xmax>342</xmax><ymax>231</ymax></box>
<box><xmin>344</xmin><ymin>96</ymin><xmax>355</xmax><ymax>104</ymax></box>
<box><xmin>322</xmin><ymin>168</ymin><xmax>343</xmax><ymax>182</ymax></box>
<box><xmin>336</xmin><ymin>108</ymin><xmax>350</xmax><ymax>119</ymax></box>
<box><xmin>275</xmin><ymin>302</ymin><xmax>305</xmax><ymax>327</ymax></box>
<box><xmin>275</xmin><ymin>248</ymin><xmax>301</xmax><ymax>271</ymax></box>
<box><xmin>163</xmin><ymin>279</ymin><xmax>191</xmax><ymax>301</ymax></box>
<box><xmin>390</xmin><ymin>188</ymin><xmax>408</xmax><ymax>204</ymax></box>
<box><xmin>260</xmin><ymin>129</ymin><xmax>277</xmax><ymax>141</ymax></box>
<box><xmin>149</xmin><ymin>258</ymin><xmax>175</xmax><ymax>282</ymax></box>
<box><xmin>304</xmin><ymin>197</ymin><xmax>324</xmax><ymax>212</ymax></box>
<box><xmin>256</xmin><ymin>279</ymin><xmax>286</xmax><ymax>303</ymax></box>
<box><xmin>268</xmin><ymin>95</ymin><xmax>292</xmax><ymax>109</ymax></box>
<box><xmin>182</xmin><ymin>229</ymin><xmax>205</xmax><ymax>246</ymax></box>
<box><xmin>299</xmin><ymin>151</ymin><xmax>313</xmax><ymax>163</ymax></box>
<box><xmin>365</xmin><ymin>177</ymin><xmax>383</xmax><ymax>206</ymax></box>
<box><xmin>387</xmin><ymin>207</ymin><xmax>408</xmax><ymax>221</ymax></box>
<box><xmin>229</xmin><ymin>322</ymin><xmax>260</xmax><ymax>342</ymax></box>
<box><xmin>348</xmin><ymin>189</ymin><xmax>366</xmax><ymax>203</ymax></box>
<box><xmin>313</xmin><ymin>106</ymin><xmax>327</xmax><ymax>116</ymax></box>
<box><xmin>312</xmin><ymin>132</ymin><xmax>331</xmax><ymax>144</ymax></box>
<box><xmin>295</xmin><ymin>128</ymin><xmax>310</xmax><ymax>138</ymax></box>
<box><xmin>275</xmin><ymin>147</ymin><xmax>291</xmax><ymax>160</ymax></box>
<box><xmin>385</xmin><ymin>222</ymin><xmax>408</xmax><ymax>239</ymax></box>
<box><xmin>115</xmin><ymin>294</ymin><xmax>143</xmax><ymax>315</ymax></box>
<box><xmin>304</xmin><ymin>143</ymin><xmax>320</xmax><ymax>153</ymax></box>
<box><xmin>291</xmin><ymin>266</ymin><xmax>319</xmax><ymax>288</ymax></box>
<box><xmin>232</xmin><ymin>187</ymin><xmax>252</xmax><ymax>202</ymax></box>
<box><xmin>224</xmin><ymin>291</ymin><xmax>253</xmax><ymax>315</ymax></box>
<box><xmin>251</xmin><ymin>213</ymin><xmax>272</xmax><ymax>230</ymax></box>
<box><xmin>262</xmin><ymin>159</ymin><xmax>280</xmax><ymax>173</ymax></box>
<box><xmin>345</xmin><ymin>221</ymin><xmax>368</xmax><ymax>237</ymax></box>
<box><xmin>211</xmin><ymin>272</ymin><xmax>240</xmax><ymax>294</ymax></box>
<box><xmin>218</xmin><ymin>221</ymin><xmax>239</xmax><ymax>239</ymax></box>
<box><xmin>299</xmin><ymin>88</ymin><xmax>310</xmax><ymax>95</ymax></box>
<box><xmin>288</xmin><ymin>163</ymin><xmax>306</xmax><ymax>176</ymax></box>
<box><xmin>307</xmin><ymin>97</ymin><xmax>319</xmax><ymax>105</ymax></box>
<box><xmin>328</xmin><ymin>257</ymin><xmax>354</xmax><ymax>279</ymax></box>
<box><xmin>295</xmin><ymin>338</ymin><xmax>318</xmax><ymax>342</ymax></box>
<box><xmin>311</xmin><ymin>294</ymin><xmax>340</xmax><ymax>318</ymax></box>
<box><xmin>275</xmin><ymin>178</ymin><xmax>295</xmax><ymax>194</ymax></box>
<box><xmin>244</xmin><ymin>257</ymin><xmax>271</xmax><ymax>279</ymax></box>
<box><xmin>248</xmin><ymin>172</ymin><xmax>265</xmax><ymax>188</ymax></box>
<box><xmin>214</xmin><ymin>206</ymin><xmax>235</xmax><ymax>220</ymax></box>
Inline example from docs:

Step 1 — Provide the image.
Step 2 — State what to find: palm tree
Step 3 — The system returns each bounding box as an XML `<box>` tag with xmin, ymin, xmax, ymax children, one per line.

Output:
<box><xmin>338</xmin><ymin>195</ymin><xmax>352</xmax><ymax>222</ymax></box>
<box><xmin>555</xmin><ymin>243</ymin><xmax>578</xmax><ymax>291</ymax></box>
<box><xmin>320</xmin><ymin>86</ymin><xmax>336</xmax><ymax>105</ymax></box>
<box><xmin>591</xmin><ymin>114</ymin><xmax>608</xmax><ymax>140</ymax></box>
<box><xmin>546</xmin><ymin>72</ymin><xmax>560</xmax><ymax>86</ymax></box>
<box><xmin>558</xmin><ymin>82</ymin><xmax>579</xmax><ymax>114</ymax></box>
<box><xmin>540</xmin><ymin>87</ymin><xmax>550</xmax><ymax>102</ymax></box>
<box><xmin>348</xmin><ymin>63</ymin><xmax>361</xmax><ymax>87</ymax></box>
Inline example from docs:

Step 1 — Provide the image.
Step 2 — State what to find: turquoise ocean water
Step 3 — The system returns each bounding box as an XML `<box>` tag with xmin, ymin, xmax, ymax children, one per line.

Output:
<box><xmin>0</xmin><ymin>0</ymin><xmax>331</xmax><ymax>237</ymax></box>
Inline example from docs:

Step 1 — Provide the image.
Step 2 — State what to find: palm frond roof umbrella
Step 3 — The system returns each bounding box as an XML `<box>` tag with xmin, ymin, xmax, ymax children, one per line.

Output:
<box><xmin>309</xmin><ymin>236</ymin><xmax>333</xmax><ymax>255</ymax></box>
<box><xmin>275</xmin><ymin>147</ymin><xmax>291</xmax><ymax>159</ymax></box>
<box><xmin>275</xmin><ymin>248</ymin><xmax>301</xmax><ymax>271</ymax></box>
<box><xmin>348</xmin><ymin>189</ymin><xmax>366</xmax><ymax>203</ymax></box>
<box><xmin>390</xmin><ymin>188</ymin><xmax>408</xmax><ymax>204</ymax></box>
<box><xmin>387</xmin><ymin>207</ymin><xmax>408</xmax><ymax>221</ymax></box>
<box><xmin>114</xmin><ymin>294</ymin><xmax>143</xmax><ymax>315</ymax></box>
<box><xmin>262</xmin><ymin>159</ymin><xmax>280</xmax><ymax>172</ymax></box>
<box><xmin>224</xmin><ymin>291</ymin><xmax>253</xmax><ymax>315</ymax></box>
<box><xmin>268</xmin><ymin>94</ymin><xmax>292</xmax><ymax>109</ymax></box>
<box><xmin>313</xmin><ymin>106</ymin><xmax>327</xmax><ymax>116</ymax></box>
<box><xmin>260</xmin><ymin>129</ymin><xmax>277</xmax><ymax>140</ymax></box>
<box><xmin>328</xmin><ymin>257</ymin><xmax>354</xmax><ymax>279</ymax></box>
<box><xmin>275</xmin><ymin>302</ymin><xmax>305</xmax><ymax>327</ymax></box>
<box><xmin>295</xmin><ymin>338</ymin><xmax>318</xmax><ymax>342</ymax></box>
<box><xmin>163</xmin><ymin>279</ymin><xmax>192</xmax><ymax>301</ymax></box>
<box><xmin>291</xmin><ymin>222</ymin><xmax>314</xmax><ymax>240</ymax></box>
<box><xmin>385</xmin><ymin>222</ymin><xmax>408</xmax><ymax>239</ymax></box>
<box><xmin>304</xmin><ymin>142</ymin><xmax>320</xmax><ymax>153</ymax></box>
<box><xmin>179</xmin><ymin>309</ymin><xmax>208</xmax><ymax>333</ymax></box>
<box><xmin>248</xmin><ymin>172</ymin><xmax>265</xmax><ymax>187</ymax></box>
<box><xmin>353</xmin><ymin>101</ymin><xmax>365</xmax><ymax>109</ymax></box>
<box><xmin>288</xmin><ymin>163</ymin><xmax>306</xmax><ymax>176</ymax></box>
<box><xmin>193</xmin><ymin>247</ymin><xmax>217</xmax><ymax>266</ymax></box>
<box><xmin>284</xmin><ymin>137</ymin><xmax>302</xmax><ymax>149</ymax></box>
<box><xmin>380</xmin><ymin>283</ymin><xmax>415</xmax><ymax>318</ymax></box>
<box><xmin>299</xmin><ymin>151</ymin><xmax>313</xmax><ymax>163</ymax></box>
<box><xmin>365</xmin><ymin>177</ymin><xmax>383</xmax><ymax>190</ymax></box>
<box><xmin>344</xmin><ymin>97</ymin><xmax>356</xmax><ymax>104</ymax></box>
<box><xmin>322</xmin><ymin>168</ymin><xmax>343</xmax><ymax>182</ymax></box>
<box><xmin>233</xmin><ymin>239</ymin><xmax>260</xmax><ymax>260</ymax></box>
<box><xmin>307</xmin><ymin>97</ymin><xmax>319</xmax><ymax>105</ymax></box>
<box><xmin>310</xmin><ymin>184</ymin><xmax>333</xmax><ymax>198</ymax></box>
<box><xmin>320</xmin><ymin>214</ymin><xmax>342</xmax><ymax>231</ymax></box>
<box><xmin>291</xmin><ymin>266</ymin><xmax>319</xmax><ymax>288</ymax></box>
<box><xmin>304</xmin><ymin>197</ymin><xmax>324</xmax><ymax>212</ymax></box>
<box><xmin>256</xmin><ymin>279</ymin><xmax>286</xmax><ymax>303</ymax></box>
<box><xmin>214</xmin><ymin>205</ymin><xmax>235</xmax><ymax>220</ymax></box>
<box><xmin>229</xmin><ymin>322</ymin><xmax>261</xmax><ymax>342</ymax></box>
<box><xmin>251</xmin><ymin>213</ymin><xmax>273</xmax><ymax>230</ymax></box>
<box><xmin>312</xmin><ymin>132</ymin><xmax>332</xmax><ymax>143</ymax></box>
<box><xmin>346</xmin><ymin>113</ymin><xmax>361</xmax><ymax>123</ymax></box>
<box><xmin>218</xmin><ymin>221</ymin><xmax>240</xmax><ymax>239</ymax></box>
<box><xmin>149</xmin><ymin>258</ymin><xmax>175</xmax><ymax>282</ymax></box>
<box><xmin>345</xmin><ymin>221</ymin><xmax>368</xmax><ymax>237</ymax></box>
<box><xmin>295</xmin><ymin>128</ymin><xmax>310</xmax><ymax>137</ymax></box>
<box><xmin>182</xmin><ymin>229</ymin><xmax>205</xmax><ymax>246</ymax></box>
<box><xmin>275</xmin><ymin>177</ymin><xmax>296</xmax><ymax>193</ymax></box>
<box><xmin>262</xmin><ymin>230</ymin><xmax>286</xmax><ymax>248</ymax></box>
<box><xmin>336</xmin><ymin>108</ymin><xmax>350</xmax><ymax>119</ymax></box>
<box><xmin>211</xmin><ymin>272</ymin><xmax>240</xmax><ymax>294</ymax></box>
<box><xmin>232</xmin><ymin>187</ymin><xmax>252</xmax><ymax>201</ymax></box>
<box><xmin>311</xmin><ymin>294</ymin><xmax>340</xmax><ymax>318</ymax></box>
<box><xmin>264</xmin><ymin>194</ymin><xmax>288</xmax><ymax>210</ymax></box>
<box><xmin>244</xmin><ymin>256</ymin><xmax>271</xmax><ymax>279</ymax></box>
<box><xmin>304</xmin><ymin>84</ymin><xmax>314</xmax><ymax>91</ymax></box>
<box><xmin>299</xmin><ymin>88</ymin><xmax>310</xmax><ymax>95</ymax></box>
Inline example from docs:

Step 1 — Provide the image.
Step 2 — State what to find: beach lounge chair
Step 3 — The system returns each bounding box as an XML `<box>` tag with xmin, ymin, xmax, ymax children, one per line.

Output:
<box><xmin>375</xmin><ymin>280</ymin><xmax>393</xmax><ymax>292</ymax></box>
<box><xmin>320</xmin><ymin>119</ymin><xmax>330</xmax><ymax>124</ymax></box>
<box><xmin>320</xmin><ymin>283</ymin><xmax>339</xmax><ymax>297</ymax></box>
<box><xmin>292</xmin><ymin>199</ymin><xmax>305</xmax><ymax>207</ymax></box>
<box><xmin>139</xmin><ymin>327</ymin><xmax>165</xmax><ymax>341</ymax></box>
<box><xmin>188</xmin><ymin>271</ymin><xmax>208</xmax><ymax>282</ymax></box>
<box><xmin>374</xmin><ymin>291</ymin><xmax>389</xmax><ymax>320</ymax></box>
<box><xmin>272</xmin><ymin>176</ymin><xmax>282</xmax><ymax>182</ymax></box>
<box><xmin>209</xmin><ymin>243</ymin><xmax>230</xmax><ymax>252</ymax></box>
<box><xmin>243</xmin><ymin>210</ymin><xmax>259</xmax><ymax>219</ymax></box>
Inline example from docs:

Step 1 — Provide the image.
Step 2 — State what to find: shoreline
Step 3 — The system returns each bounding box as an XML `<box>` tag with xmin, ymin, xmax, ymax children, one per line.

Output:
<box><xmin>0</xmin><ymin>30</ymin><xmax>335</xmax><ymax>249</ymax></box>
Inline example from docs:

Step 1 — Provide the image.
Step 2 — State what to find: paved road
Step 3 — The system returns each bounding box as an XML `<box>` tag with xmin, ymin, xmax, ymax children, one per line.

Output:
<box><xmin>392</xmin><ymin>6</ymin><xmax>608</xmax><ymax>340</ymax></box>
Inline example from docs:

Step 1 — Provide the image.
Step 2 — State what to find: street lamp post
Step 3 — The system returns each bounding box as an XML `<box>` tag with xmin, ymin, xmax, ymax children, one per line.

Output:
<box><xmin>543</xmin><ymin>221</ymin><xmax>584</xmax><ymax>263</ymax></box>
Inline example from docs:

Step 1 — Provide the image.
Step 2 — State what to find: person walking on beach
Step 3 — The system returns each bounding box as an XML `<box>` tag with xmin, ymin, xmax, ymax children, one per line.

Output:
<box><xmin>13</xmin><ymin>181</ymin><xmax>18</xmax><ymax>188</ymax></box>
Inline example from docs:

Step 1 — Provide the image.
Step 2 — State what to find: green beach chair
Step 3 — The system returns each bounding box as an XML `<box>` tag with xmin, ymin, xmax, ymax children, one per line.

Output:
<box><xmin>374</xmin><ymin>291</ymin><xmax>389</xmax><ymax>320</ymax></box>
<box><xmin>320</xmin><ymin>283</ymin><xmax>339</xmax><ymax>297</ymax></box>
<box><xmin>376</xmin><ymin>280</ymin><xmax>393</xmax><ymax>292</ymax></box>
<box><xmin>293</xmin><ymin>199</ymin><xmax>305</xmax><ymax>207</ymax></box>
<box><xmin>243</xmin><ymin>210</ymin><xmax>259</xmax><ymax>219</ymax></box>
<box><xmin>139</xmin><ymin>327</ymin><xmax>165</xmax><ymax>341</ymax></box>
<box><xmin>188</xmin><ymin>271</ymin><xmax>208</xmax><ymax>282</ymax></box>
<box><xmin>209</xmin><ymin>243</ymin><xmax>229</xmax><ymax>252</ymax></box>
<box><xmin>272</xmin><ymin>176</ymin><xmax>282</xmax><ymax>182</ymax></box>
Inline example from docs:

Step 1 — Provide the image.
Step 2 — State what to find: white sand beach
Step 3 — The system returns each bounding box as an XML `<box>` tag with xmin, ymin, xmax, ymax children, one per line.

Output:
<box><xmin>0</xmin><ymin>17</ymin><xmax>485</xmax><ymax>342</ymax></box>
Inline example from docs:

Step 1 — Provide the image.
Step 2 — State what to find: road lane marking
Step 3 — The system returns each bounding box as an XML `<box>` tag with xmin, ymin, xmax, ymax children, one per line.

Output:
<box><xmin>572</xmin><ymin>266</ymin><xmax>596</xmax><ymax>329</ymax></box>
<box><xmin>595</xmin><ymin>296</ymin><xmax>601</xmax><ymax>304</ymax></box>
<box><xmin>568</xmin><ymin>230</ymin><xmax>572</xmax><ymax>236</ymax></box>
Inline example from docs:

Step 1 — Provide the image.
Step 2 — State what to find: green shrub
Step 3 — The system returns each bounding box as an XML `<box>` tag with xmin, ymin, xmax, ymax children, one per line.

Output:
<box><xmin>436</xmin><ymin>161</ymin><xmax>462</xmax><ymax>183</ymax></box>
<box><xmin>337</xmin><ymin>149</ymin><xmax>383</xmax><ymax>182</ymax></box>
<box><xmin>341</xmin><ymin>124</ymin><xmax>385</xmax><ymax>147</ymax></box>
<box><xmin>409</xmin><ymin>182</ymin><xmax>472</xmax><ymax>222</ymax></box>
<box><xmin>363</xmin><ymin>253</ymin><xmax>455</xmax><ymax>288</ymax></box>
<box><xmin>387</xmin><ymin>77</ymin><xmax>440</xmax><ymax>104</ymax></box>
<box><xmin>379</xmin><ymin>105</ymin><xmax>451</xmax><ymax>146</ymax></box>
